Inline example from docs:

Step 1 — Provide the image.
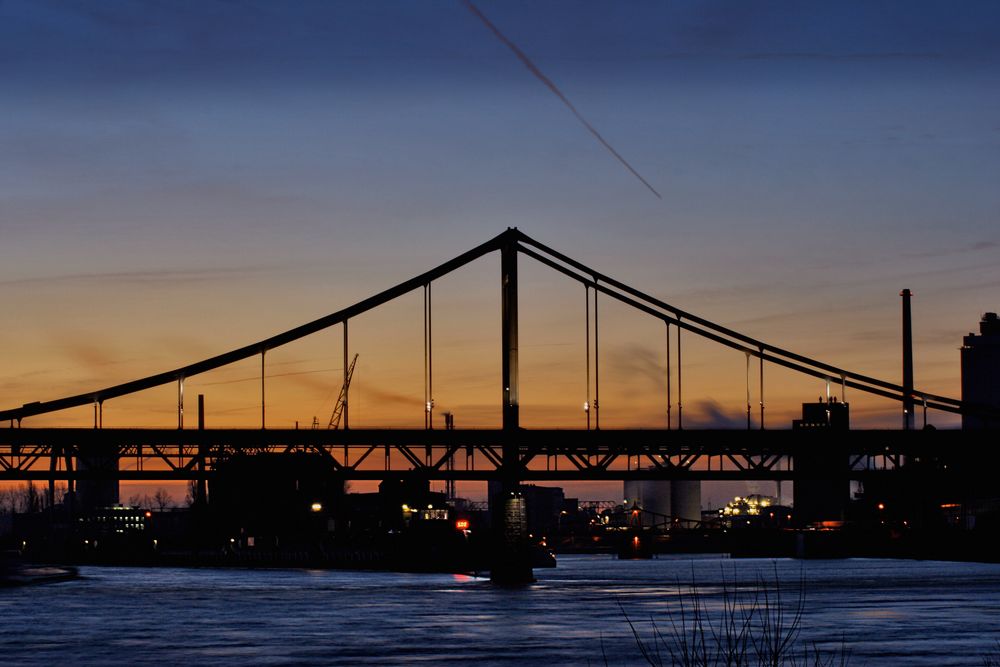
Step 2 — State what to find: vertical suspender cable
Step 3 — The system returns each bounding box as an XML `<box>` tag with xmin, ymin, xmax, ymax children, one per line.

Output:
<box><xmin>178</xmin><ymin>377</ymin><xmax>184</xmax><ymax>430</ymax></box>
<box><xmin>759</xmin><ymin>347</ymin><xmax>765</xmax><ymax>430</ymax></box>
<box><xmin>745</xmin><ymin>351</ymin><xmax>751</xmax><ymax>430</ymax></box>
<box><xmin>585</xmin><ymin>285</ymin><xmax>591</xmax><ymax>431</ymax></box>
<box><xmin>666</xmin><ymin>321</ymin><xmax>672</xmax><ymax>430</ymax></box>
<box><xmin>594</xmin><ymin>282</ymin><xmax>600</xmax><ymax>431</ymax></box>
<box><xmin>424</xmin><ymin>284</ymin><xmax>429</xmax><ymax>430</ymax></box>
<box><xmin>676</xmin><ymin>323</ymin><xmax>683</xmax><ymax>430</ymax></box>
<box><xmin>343</xmin><ymin>321</ymin><xmax>349</xmax><ymax>430</ymax></box>
<box><xmin>429</xmin><ymin>282</ymin><xmax>433</xmax><ymax>429</ymax></box>
<box><xmin>260</xmin><ymin>350</ymin><xmax>266</xmax><ymax>430</ymax></box>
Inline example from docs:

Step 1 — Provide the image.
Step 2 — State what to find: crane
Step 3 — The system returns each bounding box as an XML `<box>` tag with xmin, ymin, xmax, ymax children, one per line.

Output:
<box><xmin>313</xmin><ymin>353</ymin><xmax>358</xmax><ymax>430</ymax></box>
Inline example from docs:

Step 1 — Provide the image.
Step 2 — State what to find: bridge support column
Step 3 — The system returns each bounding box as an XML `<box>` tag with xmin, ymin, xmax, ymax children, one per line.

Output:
<box><xmin>492</xmin><ymin>230</ymin><xmax>534</xmax><ymax>585</ymax></box>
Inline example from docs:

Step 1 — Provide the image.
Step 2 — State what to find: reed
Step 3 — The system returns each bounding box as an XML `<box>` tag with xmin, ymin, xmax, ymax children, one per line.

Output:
<box><xmin>615</xmin><ymin>566</ymin><xmax>850</xmax><ymax>667</ymax></box>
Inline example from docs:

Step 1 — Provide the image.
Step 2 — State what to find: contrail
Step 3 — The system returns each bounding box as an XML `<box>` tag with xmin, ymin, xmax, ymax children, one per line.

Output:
<box><xmin>461</xmin><ymin>0</ymin><xmax>662</xmax><ymax>200</ymax></box>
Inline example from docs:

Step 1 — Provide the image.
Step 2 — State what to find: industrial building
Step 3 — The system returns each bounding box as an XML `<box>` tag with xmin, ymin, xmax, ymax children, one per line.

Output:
<box><xmin>622</xmin><ymin>475</ymin><xmax>701</xmax><ymax>527</ymax></box>
<box><xmin>792</xmin><ymin>398</ymin><xmax>851</xmax><ymax>525</ymax></box>
<box><xmin>962</xmin><ymin>312</ymin><xmax>1000</xmax><ymax>430</ymax></box>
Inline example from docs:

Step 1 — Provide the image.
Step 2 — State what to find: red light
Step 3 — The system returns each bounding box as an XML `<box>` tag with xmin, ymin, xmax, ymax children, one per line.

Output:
<box><xmin>144</xmin><ymin>511</ymin><xmax>152</xmax><ymax>518</ymax></box>
<box><xmin>455</xmin><ymin>519</ymin><xmax>470</xmax><ymax>530</ymax></box>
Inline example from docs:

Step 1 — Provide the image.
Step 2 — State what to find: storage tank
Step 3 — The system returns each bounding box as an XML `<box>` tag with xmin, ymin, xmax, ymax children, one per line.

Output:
<box><xmin>670</xmin><ymin>480</ymin><xmax>702</xmax><ymax>524</ymax></box>
<box><xmin>623</xmin><ymin>477</ymin><xmax>671</xmax><ymax>519</ymax></box>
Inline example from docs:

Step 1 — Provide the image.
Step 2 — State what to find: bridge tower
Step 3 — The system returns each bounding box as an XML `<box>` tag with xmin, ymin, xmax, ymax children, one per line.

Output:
<box><xmin>492</xmin><ymin>228</ymin><xmax>534</xmax><ymax>584</ymax></box>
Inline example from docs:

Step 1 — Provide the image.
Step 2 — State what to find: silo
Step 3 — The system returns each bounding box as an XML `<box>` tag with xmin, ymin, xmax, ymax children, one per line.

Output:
<box><xmin>670</xmin><ymin>480</ymin><xmax>701</xmax><ymax>523</ymax></box>
<box><xmin>641</xmin><ymin>481</ymin><xmax>672</xmax><ymax>519</ymax></box>
<box><xmin>623</xmin><ymin>480</ymin><xmax>643</xmax><ymax>509</ymax></box>
<box><xmin>622</xmin><ymin>476</ymin><xmax>672</xmax><ymax>519</ymax></box>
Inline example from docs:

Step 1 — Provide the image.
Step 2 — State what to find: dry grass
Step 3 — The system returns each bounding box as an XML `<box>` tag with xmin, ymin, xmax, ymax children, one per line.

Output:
<box><xmin>614</xmin><ymin>566</ymin><xmax>850</xmax><ymax>667</ymax></box>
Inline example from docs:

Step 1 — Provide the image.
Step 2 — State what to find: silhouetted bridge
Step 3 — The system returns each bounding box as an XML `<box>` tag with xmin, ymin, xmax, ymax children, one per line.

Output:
<box><xmin>2</xmin><ymin>229</ymin><xmax>995</xmax><ymax>487</ymax></box>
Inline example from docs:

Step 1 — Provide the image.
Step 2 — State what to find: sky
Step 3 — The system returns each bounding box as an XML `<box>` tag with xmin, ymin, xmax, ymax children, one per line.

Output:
<box><xmin>2</xmin><ymin>1</ymin><xmax>999</xmax><ymax>504</ymax></box>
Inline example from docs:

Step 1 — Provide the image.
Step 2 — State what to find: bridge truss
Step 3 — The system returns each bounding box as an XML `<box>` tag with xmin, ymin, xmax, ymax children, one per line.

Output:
<box><xmin>0</xmin><ymin>428</ymin><xmax>990</xmax><ymax>483</ymax></box>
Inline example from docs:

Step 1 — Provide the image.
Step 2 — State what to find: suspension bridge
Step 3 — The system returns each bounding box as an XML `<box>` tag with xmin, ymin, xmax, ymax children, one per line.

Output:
<box><xmin>1</xmin><ymin>227</ymin><xmax>993</xmax><ymax>480</ymax></box>
<box><xmin>1</xmin><ymin>229</ymin><xmax>994</xmax><ymax>579</ymax></box>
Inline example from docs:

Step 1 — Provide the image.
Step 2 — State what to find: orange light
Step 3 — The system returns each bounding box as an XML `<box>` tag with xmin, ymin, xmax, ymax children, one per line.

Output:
<box><xmin>455</xmin><ymin>519</ymin><xmax>470</xmax><ymax>530</ymax></box>
<box><xmin>144</xmin><ymin>511</ymin><xmax>152</xmax><ymax>518</ymax></box>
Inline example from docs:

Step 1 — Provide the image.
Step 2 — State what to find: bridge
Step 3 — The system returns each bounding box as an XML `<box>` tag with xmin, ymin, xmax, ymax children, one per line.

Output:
<box><xmin>2</xmin><ymin>228</ymin><xmax>995</xmax><ymax>580</ymax></box>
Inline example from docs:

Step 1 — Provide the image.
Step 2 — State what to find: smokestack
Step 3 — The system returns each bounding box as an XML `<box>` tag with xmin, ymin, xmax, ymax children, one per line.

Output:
<box><xmin>901</xmin><ymin>289</ymin><xmax>914</xmax><ymax>430</ymax></box>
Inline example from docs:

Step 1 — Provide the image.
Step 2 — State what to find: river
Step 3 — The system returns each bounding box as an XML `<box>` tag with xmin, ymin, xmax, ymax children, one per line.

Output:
<box><xmin>3</xmin><ymin>555</ymin><xmax>1000</xmax><ymax>665</ymax></box>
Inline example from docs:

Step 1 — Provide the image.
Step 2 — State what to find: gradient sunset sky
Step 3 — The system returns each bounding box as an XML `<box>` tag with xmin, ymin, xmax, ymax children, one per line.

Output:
<box><xmin>2</xmin><ymin>1</ymin><xmax>999</xmax><ymax>501</ymax></box>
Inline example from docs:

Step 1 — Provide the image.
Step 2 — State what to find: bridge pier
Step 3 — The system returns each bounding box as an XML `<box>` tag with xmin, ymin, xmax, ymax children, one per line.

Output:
<box><xmin>490</xmin><ymin>481</ymin><xmax>533</xmax><ymax>585</ymax></box>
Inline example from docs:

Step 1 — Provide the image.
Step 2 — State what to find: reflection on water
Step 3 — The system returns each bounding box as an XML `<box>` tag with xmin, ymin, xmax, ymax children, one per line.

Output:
<box><xmin>2</xmin><ymin>556</ymin><xmax>1000</xmax><ymax>665</ymax></box>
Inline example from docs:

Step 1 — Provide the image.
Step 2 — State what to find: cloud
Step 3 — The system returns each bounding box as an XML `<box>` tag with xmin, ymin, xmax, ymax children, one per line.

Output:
<box><xmin>683</xmin><ymin>399</ymin><xmax>745</xmax><ymax>429</ymax></box>
<box><xmin>0</xmin><ymin>265</ymin><xmax>280</xmax><ymax>288</ymax></box>
<box><xmin>608</xmin><ymin>343</ymin><xmax>663</xmax><ymax>389</ymax></box>
<box><xmin>905</xmin><ymin>240</ymin><xmax>999</xmax><ymax>260</ymax></box>
<box><xmin>738</xmin><ymin>52</ymin><xmax>943</xmax><ymax>62</ymax></box>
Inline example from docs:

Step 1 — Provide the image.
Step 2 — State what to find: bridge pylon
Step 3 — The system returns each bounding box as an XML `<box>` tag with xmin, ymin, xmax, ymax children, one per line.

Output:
<box><xmin>492</xmin><ymin>229</ymin><xmax>534</xmax><ymax>585</ymax></box>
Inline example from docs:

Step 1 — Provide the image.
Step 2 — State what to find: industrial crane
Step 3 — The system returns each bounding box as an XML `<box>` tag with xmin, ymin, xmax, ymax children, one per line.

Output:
<box><xmin>313</xmin><ymin>353</ymin><xmax>358</xmax><ymax>430</ymax></box>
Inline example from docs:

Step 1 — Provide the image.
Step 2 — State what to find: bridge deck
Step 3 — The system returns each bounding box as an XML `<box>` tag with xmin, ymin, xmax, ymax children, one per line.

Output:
<box><xmin>0</xmin><ymin>428</ymin><xmax>991</xmax><ymax>481</ymax></box>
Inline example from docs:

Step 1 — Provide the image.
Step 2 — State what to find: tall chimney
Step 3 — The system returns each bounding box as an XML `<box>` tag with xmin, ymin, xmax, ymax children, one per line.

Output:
<box><xmin>901</xmin><ymin>289</ymin><xmax>914</xmax><ymax>430</ymax></box>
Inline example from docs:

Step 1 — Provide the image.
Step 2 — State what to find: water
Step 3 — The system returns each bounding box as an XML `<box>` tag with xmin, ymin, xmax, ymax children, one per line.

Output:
<box><xmin>3</xmin><ymin>556</ymin><xmax>1000</xmax><ymax>665</ymax></box>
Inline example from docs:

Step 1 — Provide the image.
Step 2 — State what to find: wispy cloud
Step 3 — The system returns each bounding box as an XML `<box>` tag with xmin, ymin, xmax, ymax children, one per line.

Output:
<box><xmin>905</xmin><ymin>240</ymin><xmax>999</xmax><ymax>260</ymax></box>
<box><xmin>608</xmin><ymin>343</ymin><xmax>663</xmax><ymax>389</ymax></box>
<box><xmin>0</xmin><ymin>265</ymin><xmax>281</xmax><ymax>288</ymax></box>
<box><xmin>739</xmin><ymin>52</ymin><xmax>944</xmax><ymax>61</ymax></box>
<box><xmin>683</xmin><ymin>399</ymin><xmax>745</xmax><ymax>429</ymax></box>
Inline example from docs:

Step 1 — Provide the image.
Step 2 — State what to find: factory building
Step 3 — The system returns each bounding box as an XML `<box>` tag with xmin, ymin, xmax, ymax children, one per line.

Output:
<box><xmin>962</xmin><ymin>312</ymin><xmax>1000</xmax><ymax>430</ymax></box>
<box><xmin>792</xmin><ymin>398</ymin><xmax>850</xmax><ymax>525</ymax></box>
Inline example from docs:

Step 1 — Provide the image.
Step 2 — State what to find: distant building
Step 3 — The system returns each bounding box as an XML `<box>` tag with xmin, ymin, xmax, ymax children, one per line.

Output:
<box><xmin>792</xmin><ymin>398</ymin><xmax>850</xmax><ymax>525</ymax></box>
<box><xmin>962</xmin><ymin>312</ymin><xmax>1000</xmax><ymax>430</ymax></box>
<box><xmin>76</xmin><ymin>444</ymin><xmax>120</xmax><ymax>512</ymax></box>
<box><xmin>209</xmin><ymin>453</ymin><xmax>344</xmax><ymax>548</ymax></box>
<box><xmin>718</xmin><ymin>494</ymin><xmax>793</xmax><ymax>529</ymax></box>
<box><xmin>792</xmin><ymin>397</ymin><xmax>849</xmax><ymax>430</ymax></box>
